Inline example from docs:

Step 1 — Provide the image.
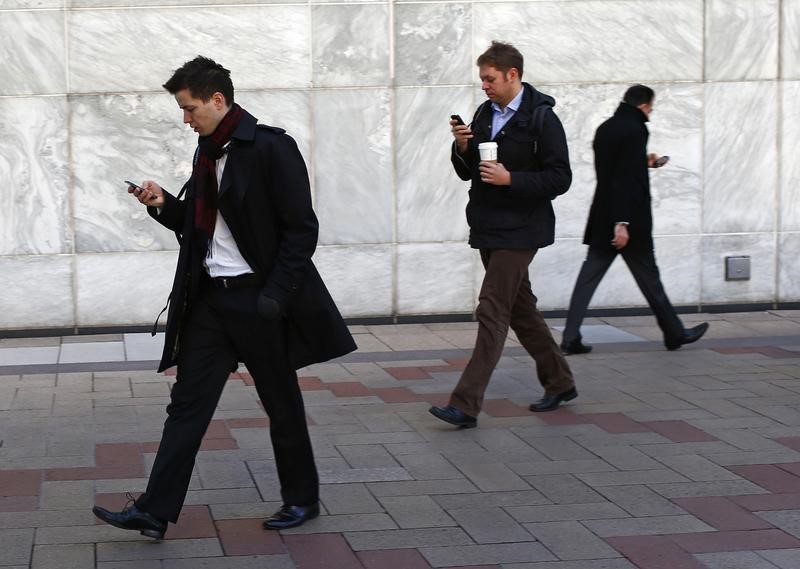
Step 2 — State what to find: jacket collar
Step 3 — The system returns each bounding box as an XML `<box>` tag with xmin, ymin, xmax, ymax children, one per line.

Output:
<box><xmin>615</xmin><ymin>102</ymin><xmax>649</xmax><ymax>123</ymax></box>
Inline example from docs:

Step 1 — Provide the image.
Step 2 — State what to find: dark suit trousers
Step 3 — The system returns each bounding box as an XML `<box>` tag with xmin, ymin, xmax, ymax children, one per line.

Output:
<box><xmin>562</xmin><ymin>246</ymin><xmax>684</xmax><ymax>348</ymax></box>
<box><xmin>135</xmin><ymin>284</ymin><xmax>318</xmax><ymax>523</ymax></box>
<box><xmin>450</xmin><ymin>249</ymin><xmax>574</xmax><ymax>418</ymax></box>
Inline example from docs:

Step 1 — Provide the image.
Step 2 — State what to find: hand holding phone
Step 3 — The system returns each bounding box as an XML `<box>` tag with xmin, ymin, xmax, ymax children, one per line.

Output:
<box><xmin>124</xmin><ymin>180</ymin><xmax>164</xmax><ymax>207</ymax></box>
<box><xmin>450</xmin><ymin>114</ymin><xmax>465</xmax><ymax>126</ymax></box>
<box><xmin>653</xmin><ymin>155</ymin><xmax>670</xmax><ymax>168</ymax></box>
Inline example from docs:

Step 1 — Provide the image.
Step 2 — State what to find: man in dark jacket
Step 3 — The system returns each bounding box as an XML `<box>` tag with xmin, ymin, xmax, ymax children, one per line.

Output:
<box><xmin>429</xmin><ymin>41</ymin><xmax>576</xmax><ymax>428</ymax></box>
<box><xmin>93</xmin><ymin>57</ymin><xmax>356</xmax><ymax>539</ymax></box>
<box><xmin>561</xmin><ymin>84</ymin><xmax>708</xmax><ymax>355</ymax></box>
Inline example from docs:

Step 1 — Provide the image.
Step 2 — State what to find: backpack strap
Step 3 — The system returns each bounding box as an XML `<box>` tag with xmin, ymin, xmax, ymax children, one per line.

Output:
<box><xmin>530</xmin><ymin>104</ymin><xmax>550</xmax><ymax>154</ymax></box>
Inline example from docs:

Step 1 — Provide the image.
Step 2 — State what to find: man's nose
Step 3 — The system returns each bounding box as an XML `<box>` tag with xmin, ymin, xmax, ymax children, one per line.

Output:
<box><xmin>183</xmin><ymin>112</ymin><xmax>191</xmax><ymax>123</ymax></box>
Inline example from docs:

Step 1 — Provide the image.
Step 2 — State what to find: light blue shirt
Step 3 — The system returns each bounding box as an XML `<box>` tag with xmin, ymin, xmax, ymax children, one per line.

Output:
<box><xmin>490</xmin><ymin>87</ymin><xmax>524</xmax><ymax>140</ymax></box>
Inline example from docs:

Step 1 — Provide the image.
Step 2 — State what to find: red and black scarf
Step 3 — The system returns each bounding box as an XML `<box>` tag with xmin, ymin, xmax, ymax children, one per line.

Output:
<box><xmin>193</xmin><ymin>103</ymin><xmax>243</xmax><ymax>256</ymax></box>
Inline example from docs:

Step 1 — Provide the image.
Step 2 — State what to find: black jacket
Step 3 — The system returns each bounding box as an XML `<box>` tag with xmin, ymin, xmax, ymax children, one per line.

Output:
<box><xmin>451</xmin><ymin>83</ymin><xmax>572</xmax><ymax>249</ymax></box>
<box><xmin>584</xmin><ymin>102</ymin><xmax>653</xmax><ymax>251</ymax></box>
<box><xmin>149</xmin><ymin>110</ymin><xmax>356</xmax><ymax>372</ymax></box>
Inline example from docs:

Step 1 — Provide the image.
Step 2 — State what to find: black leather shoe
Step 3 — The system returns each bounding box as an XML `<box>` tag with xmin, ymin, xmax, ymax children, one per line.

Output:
<box><xmin>429</xmin><ymin>405</ymin><xmax>477</xmax><ymax>428</ymax></box>
<box><xmin>561</xmin><ymin>339</ymin><xmax>592</xmax><ymax>355</ymax></box>
<box><xmin>529</xmin><ymin>387</ymin><xmax>578</xmax><ymax>412</ymax></box>
<box><xmin>263</xmin><ymin>503</ymin><xmax>320</xmax><ymax>530</ymax></box>
<box><xmin>92</xmin><ymin>497</ymin><xmax>166</xmax><ymax>540</ymax></box>
<box><xmin>666</xmin><ymin>322</ymin><xmax>709</xmax><ymax>351</ymax></box>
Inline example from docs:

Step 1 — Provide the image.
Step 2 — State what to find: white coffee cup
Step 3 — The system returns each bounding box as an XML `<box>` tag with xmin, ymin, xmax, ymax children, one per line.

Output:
<box><xmin>478</xmin><ymin>141</ymin><xmax>498</xmax><ymax>163</ymax></box>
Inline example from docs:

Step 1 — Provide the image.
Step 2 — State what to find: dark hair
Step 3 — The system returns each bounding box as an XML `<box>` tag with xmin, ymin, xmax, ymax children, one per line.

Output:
<box><xmin>163</xmin><ymin>56</ymin><xmax>234</xmax><ymax>105</ymax></box>
<box><xmin>623</xmin><ymin>84</ymin><xmax>655</xmax><ymax>107</ymax></box>
<box><xmin>476</xmin><ymin>41</ymin><xmax>524</xmax><ymax>79</ymax></box>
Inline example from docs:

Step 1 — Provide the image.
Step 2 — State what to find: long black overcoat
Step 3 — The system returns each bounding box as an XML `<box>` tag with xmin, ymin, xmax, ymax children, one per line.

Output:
<box><xmin>583</xmin><ymin>102</ymin><xmax>654</xmax><ymax>251</ymax></box>
<box><xmin>149</xmin><ymin>110</ymin><xmax>356</xmax><ymax>372</ymax></box>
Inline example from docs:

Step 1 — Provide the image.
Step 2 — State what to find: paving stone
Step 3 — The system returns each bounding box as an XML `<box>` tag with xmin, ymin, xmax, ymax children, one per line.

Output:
<box><xmin>650</xmin><ymin>480</ymin><xmax>768</xmax><ymax>498</ymax></box>
<box><xmin>0</xmin><ymin>527</ymin><xmax>34</xmax><ymax>566</ymax></box>
<box><xmin>367</xmin><ymin>479</ymin><xmax>480</xmax><ymax>497</ymax></box>
<box><xmin>584</xmin><ymin>514</ymin><xmax>714</xmax><ymax>537</ymax></box>
<box><xmin>589</xmin><ymin>446</ymin><xmax>664</xmax><ymax>471</ymax></box>
<box><xmin>31</xmin><ymin>544</ymin><xmax>94</xmax><ymax>569</ymax></box>
<box><xmin>670</xmin><ymin>529</ymin><xmax>800</xmax><ymax>553</ymax></box>
<box><xmin>447</xmin><ymin>506</ymin><xmax>533</xmax><ymax>544</ymax></box>
<box><xmin>319</xmin><ymin>467</ymin><xmax>413</xmax><ymax>484</ymax></box>
<box><xmin>502</xmin><ymin>561</ymin><xmax>637</xmax><ymax>569</ymax></box>
<box><xmin>505</xmin><ymin>503</ymin><xmax>628</xmax><ymax>523</ymax></box>
<box><xmin>283</xmin><ymin>513</ymin><xmax>398</xmax><ymax>534</ymax></box>
<box><xmin>215</xmin><ymin>519</ymin><xmax>285</xmax><ymax>556</ymax></box>
<box><xmin>595</xmin><ymin>485</ymin><xmax>686</xmax><ymax>517</ymax></box>
<box><xmin>419</xmin><ymin>542</ymin><xmax>556</xmax><ymax>567</ymax></box>
<box><xmin>153</xmin><ymin>556</ymin><xmax>295</xmax><ymax>569</ymax></box>
<box><xmin>379</xmin><ymin>495</ymin><xmax>455</xmax><ymax>529</ymax></box>
<box><xmin>320</xmin><ymin>483</ymin><xmax>383</xmax><ymax>514</ymax></box>
<box><xmin>449</xmin><ymin>461</ymin><xmax>530</xmax><ymax>492</ymax></box>
<box><xmin>357</xmin><ymin>548</ymin><xmax>433</xmax><ymax>569</ymax></box>
<box><xmin>576</xmin><ymin>469</ymin><xmax>690</xmax><ymax>487</ymax></box>
<box><xmin>433</xmin><ymin>489</ymin><xmax>549</xmax><ymax>510</ymax></box>
<box><xmin>392</xmin><ymin>453</ymin><xmax>463</xmax><ymax>480</ymax></box>
<box><xmin>655</xmin><ymin>454</ymin><xmax>744</xmax><ymax>482</ymax></box>
<box><xmin>524</xmin><ymin>475</ymin><xmax>605</xmax><ymax>504</ymax></box>
<box><xmin>96</xmin><ymin>538</ymin><xmax>223</xmax><ymax>561</ymax></box>
<box><xmin>758</xmin><ymin>549</ymin><xmax>800</xmax><ymax>569</ymax></box>
<box><xmin>524</xmin><ymin>520</ymin><xmax>620</xmax><ymax>560</ymax></box>
<box><xmin>694</xmin><ymin>551</ymin><xmax>781</xmax><ymax>569</ymax></box>
<box><xmin>756</xmin><ymin>510</ymin><xmax>800</xmax><ymax>538</ymax></box>
<box><xmin>606</xmin><ymin>535</ymin><xmax>706</xmax><ymax>569</ymax></box>
<box><xmin>344</xmin><ymin>527</ymin><xmax>473</xmax><ymax>551</ymax></box>
<box><xmin>338</xmin><ymin>444</ymin><xmax>400</xmax><ymax>469</ymax></box>
<box><xmin>39</xmin><ymin>480</ymin><xmax>94</xmax><ymax>510</ymax></box>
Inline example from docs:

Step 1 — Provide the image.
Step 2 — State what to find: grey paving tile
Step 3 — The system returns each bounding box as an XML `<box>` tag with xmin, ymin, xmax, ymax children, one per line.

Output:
<box><xmin>649</xmin><ymin>480</ymin><xmax>768</xmax><ymax>498</ymax></box>
<box><xmin>575</xmin><ymin>469</ymin><xmax>690</xmax><ymax>487</ymax></box>
<box><xmin>59</xmin><ymin>342</ymin><xmax>125</xmax><ymax>364</ymax></box>
<box><xmin>319</xmin><ymin>483</ymin><xmax>383</xmax><ymax>515</ymax></box>
<box><xmin>758</xmin><ymin>549</ymin><xmax>800</xmax><ymax>569</ymax></box>
<box><xmin>450</xmin><ymin>460</ymin><xmax>531</xmax><ymax>492</ymax></box>
<box><xmin>95</xmin><ymin>538</ymin><xmax>223</xmax><ymax>562</ymax></box>
<box><xmin>448</xmin><ymin>506</ymin><xmax>533</xmax><ymax>544</ymax></box>
<box><xmin>584</xmin><ymin>514</ymin><xmax>714</xmax><ymax>537</ymax></box>
<box><xmin>343</xmin><ymin>527</ymin><xmax>473</xmax><ymax>550</ymax></box>
<box><xmin>319</xmin><ymin>467</ymin><xmax>413</xmax><ymax>484</ymax></box>
<box><xmin>378</xmin><ymin>495</ymin><xmax>455</xmax><ymax>529</ymax></box>
<box><xmin>282</xmin><ymin>512</ymin><xmax>398</xmax><ymax>534</ymax></box>
<box><xmin>392</xmin><ymin>453</ymin><xmax>463</xmax><ymax>480</ymax></box>
<box><xmin>524</xmin><ymin>475</ymin><xmax>606</xmax><ymax>504</ymax></box>
<box><xmin>31</xmin><ymin>544</ymin><xmax>94</xmax><ymax>569</ymax></box>
<box><xmin>595</xmin><ymin>485</ymin><xmax>687</xmax><ymax>517</ymax></box>
<box><xmin>337</xmin><ymin>444</ymin><xmax>400</xmax><ymax>469</ymax></box>
<box><xmin>522</xmin><ymin>436</ymin><xmax>598</xmax><ymax>461</ymax></box>
<box><xmin>208</xmin><ymin>501</ymin><xmax>282</xmax><ymax>520</ymax></box>
<box><xmin>756</xmin><ymin>511</ymin><xmax>800</xmax><ymax>538</ymax></box>
<box><xmin>161</xmin><ymin>555</ymin><xmax>295</xmax><ymax>569</ymax></box>
<box><xmin>419</xmin><ymin>542</ymin><xmax>556</xmax><ymax>567</ymax></box>
<box><xmin>196</xmin><ymin>460</ymin><xmax>254</xmax><ymax>489</ymax></box>
<box><xmin>509</xmin><ymin>459</ymin><xmax>616</xmax><ymax>476</ymax></box>
<box><xmin>0</xmin><ymin>528</ymin><xmax>34</xmax><ymax>566</ymax></box>
<box><xmin>503</xmin><ymin>561</ymin><xmax>637</xmax><ymax>569</ymax></box>
<box><xmin>694</xmin><ymin>551</ymin><xmax>781</xmax><ymax>569</ymax></box>
<box><xmin>39</xmin><ymin>480</ymin><xmax>95</xmax><ymax>510</ymax></box>
<box><xmin>433</xmin><ymin>489</ymin><xmax>550</xmax><ymax>510</ymax></box>
<box><xmin>590</xmin><ymin>446</ymin><xmax>664</xmax><ymax>471</ymax></box>
<box><xmin>655</xmin><ymin>454</ymin><xmax>744</xmax><ymax>482</ymax></box>
<box><xmin>505</xmin><ymin>503</ymin><xmax>629</xmax><ymax>523</ymax></box>
<box><xmin>524</xmin><ymin>520</ymin><xmax>620</xmax><ymax>560</ymax></box>
<box><xmin>633</xmin><ymin>441</ymin><xmax>740</xmax><ymax>457</ymax></box>
<box><xmin>366</xmin><ymin>478</ymin><xmax>480</xmax><ymax>497</ymax></box>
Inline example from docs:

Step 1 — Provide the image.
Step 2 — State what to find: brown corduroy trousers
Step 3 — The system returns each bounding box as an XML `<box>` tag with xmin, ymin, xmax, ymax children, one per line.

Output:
<box><xmin>449</xmin><ymin>249</ymin><xmax>575</xmax><ymax>418</ymax></box>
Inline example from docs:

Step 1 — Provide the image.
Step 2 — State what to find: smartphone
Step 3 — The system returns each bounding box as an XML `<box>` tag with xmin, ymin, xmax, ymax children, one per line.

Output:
<box><xmin>124</xmin><ymin>180</ymin><xmax>145</xmax><ymax>191</ymax></box>
<box><xmin>450</xmin><ymin>114</ymin><xmax>465</xmax><ymax>126</ymax></box>
<box><xmin>653</xmin><ymin>155</ymin><xmax>670</xmax><ymax>168</ymax></box>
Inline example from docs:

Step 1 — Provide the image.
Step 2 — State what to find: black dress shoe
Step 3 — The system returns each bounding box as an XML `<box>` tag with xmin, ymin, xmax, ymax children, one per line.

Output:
<box><xmin>666</xmin><ymin>322</ymin><xmax>709</xmax><ymax>351</ymax></box>
<box><xmin>561</xmin><ymin>339</ymin><xmax>592</xmax><ymax>355</ymax></box>
<box><xmin>263</xmin><ymin>503</ymin><xmax>320</xmax><ymax>530</ymax></box>
<box><xmin>92</xmin><ymin>497</ymin><xmax>166</xmax><ymax>540</ymax></box>
<box><xmin>428</xmin><ymin>405</ymin><xmax>477</xmax><ymax>428</ymax></box>
<box><xmin>529</xmin><ymin>387</ymin><xmax>578</xmax><ymax>412</ymax></box>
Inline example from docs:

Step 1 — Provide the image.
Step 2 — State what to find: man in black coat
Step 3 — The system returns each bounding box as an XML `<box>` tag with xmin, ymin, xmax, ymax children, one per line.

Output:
<box><xmin>429</xmin><ymin>42</ymin><xmax>577</xmax><ymax>428</ymax></box>
<box><xmin>93</xmin><ymin>56</ymin><xmax>356</xmax><ymax>539</ymax></box>
<box><xmin>561</xmin><ymin>84</ymin><xmax>708</xmax><ymax>355</ymax></box>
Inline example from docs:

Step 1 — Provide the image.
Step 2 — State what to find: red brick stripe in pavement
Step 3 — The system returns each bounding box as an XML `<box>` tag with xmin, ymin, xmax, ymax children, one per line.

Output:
<box><xmin>284</xmin><ymin>533</ymin><xmax>363</xmax><ymax>569</ymax></box>
<box><xmin>216</xmin><ymin>519</ymin><xmax>286</xmax><ymax>555</ymax></box>
<box><xmin>0</xmin><ymin>469</ymin><xmax>43</xmax><ymax>497</ymax></box>
<box><xmin>669</xmin><ymin>529</ymin><xmax>800</xmax><ymax>553</ymax></box>
<box><xmin>730</xmin><ymin>492</ymin><xmax>800</xmax><ymax>511</ymax></box>
<box><xmin>607</xmin><ymin>535</ymin><xmax>706</xmax><ymax>569</ymax></box>
<box><xmin>641</xmin><ymin>420</ymin><xmax>719</xmax><ymax>443</ymax></box>
<box><xmin>672</xmin><ymin>496</ymin><xmax>773</xmax><ymax>531</ymax></box>
<box><xmin>728</xmin><ymin>464</ymin><xmax>800</xmax><ymax>493</ymax></box>
<box><xmin>713</xmin><ymin>346</ymin><xmax>800</xmax><ymax>359</ymax></box>
<box><xmin>357</xmin><ymin>549</ymin><xmax>432</xmax><ymax>569</ymax></box>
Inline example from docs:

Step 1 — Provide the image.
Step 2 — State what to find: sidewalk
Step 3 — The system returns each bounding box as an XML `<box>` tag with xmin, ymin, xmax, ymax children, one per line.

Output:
<box><xmin>1</xmin><ymin>310</ymin><xmax>800</xmax><ymax>568</ymax></box>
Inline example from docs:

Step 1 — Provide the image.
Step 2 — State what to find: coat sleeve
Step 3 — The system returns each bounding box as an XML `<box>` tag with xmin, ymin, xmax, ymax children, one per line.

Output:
<box><xmin>506</xmin><ymin>110</ymin><xmax>572</xmax><ymax>200</ymax></box>
<box><xmin>147</xmin><ymin>190</ymin><xmax>187</xmax><ymax>235</ymax></box>
<box><xmin>261</xmin><ymin>134</ymin><xmax>319</xmax><ymax>306</ymax></box>
<box><xmin>450</xmin><ymin>141</ymin><xmax>472</xmax><ymax>181</ymax></box>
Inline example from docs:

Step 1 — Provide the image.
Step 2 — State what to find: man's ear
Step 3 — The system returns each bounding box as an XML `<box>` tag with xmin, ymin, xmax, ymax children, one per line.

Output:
<box><xmin>507</xmin><ymin>68</ymin><xmax>520</xmax><ymax>82</ymax></box>
<box><xmin>212</xmin><ymin>91</ymin><xmax>226</xmax><ymax>109</ymax></box>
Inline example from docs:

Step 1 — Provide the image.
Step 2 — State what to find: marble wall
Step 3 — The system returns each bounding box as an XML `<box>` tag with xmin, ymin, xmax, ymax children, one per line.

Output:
<box><xmin>1</xmin><ymin>0</ymin><xmax>798</xmax><ymax>330</ymax></box>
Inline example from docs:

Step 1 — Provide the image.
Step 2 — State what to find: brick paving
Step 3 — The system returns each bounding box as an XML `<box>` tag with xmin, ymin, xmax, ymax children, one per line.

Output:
<box><xmin>0</xmin><ymin>310</ymin><xmax>800</xmax><ymax>568</ymax></box>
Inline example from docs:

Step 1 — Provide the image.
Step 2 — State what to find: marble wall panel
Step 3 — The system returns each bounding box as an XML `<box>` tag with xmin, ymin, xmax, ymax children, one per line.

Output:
<box><xmin>75</xmin><ymin>252</ymin><xmax>177</xmax><ymax>326</ymax></box>
<box><xmin>704</xmin><ymin>82</ymin><xmax>778</xmax><ymax>234</ymax></box>
<box><xmin>312</xmin><ymin>4</ymin><xmax>390</xmax><ymax>88</ymax></box>
<box><xmin>0</xmin><ymin>11</ymin><xmax>66</xmax><ymax>95</ymax></box>
<box><xmin>70</xmin><ymin>94</ymin><xmax>195</xmax><ymax>253</ymax></box>
<box><xmin>778</xmin><ymin>233</ymin><xmax>800</xmax><ymax>302</ymax></box>
<box><xmin>396</xmin><ymin>87</ymin><xmax>471</xmax><ymax>243</ymax></box>
<box><xmin>0</xmin><ymin>255</ymin><xmax>74</xmax><ymax>329</ymax></box>
<box><xmin>545</xmin><ymin>83</ymin><xmax>702</xmax><ymax>239</ymax></box>
<box><xmin>394</xmin><ymin>3</ymin><xmax>472</xmax><ymax>86</ymax></box>
<box><xmin>781</xmin><ymin>81</ymin><xmax>800</xmax><ymax>231</ymax></box>
<box><xmin>1</xmin><ymin>0</ymin><xmax>62</xmax><ymax>9</ymax></box>
<box><xmin>313</xmin><ymin>89</ymin><xmax>393</xmax><ymax>245</ymax></box>
<box><xmin>536</xmin><ymin>236</ymin><xmax>701</xmax><ymax>311</ymax></box>
<box><xmin>701</xmin><ymin>234</ymin><xmax>776</xmax><ymax>305</ymax></box>
<box><xmin>397</xmin><ymin>243</ymin><xmax>475</xmax><ymax>315</ymax></box>
<box><xmin>0</xmin><ymin>96</ymin><xmax>70</xmax><ymax>255</ymax></box>
<box><xmin>473</xmin><ymin>1</ymin><xmax>703</xmax><ymax>85</ymax></box>
<box><xmin>705</xmin><ymin>0</ymin><xmax>778</xmax><ymax>81</ymax></box>
<box><xmin>784</xmin><ymin>0</ymin><xmax>800</xmax><ymax>79</ymax></box>
<box><xmin>70</xmin><ymin>0</ymin><xmax>302</xmax><ymax>8</ymax></box>
<box><xmin>68</xmin><ymin>7</ymin><xmax>310</xmax><ymax>94</ymax></box>
<box><xmin>312</xmin><ymin>245</ymin><xmax>393</xmax><ymax>317</ymax></box>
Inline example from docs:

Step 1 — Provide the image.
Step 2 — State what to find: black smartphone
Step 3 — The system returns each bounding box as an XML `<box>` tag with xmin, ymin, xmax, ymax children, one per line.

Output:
<box><xmin>653</xmin><ymin>155</ymin><xmax>670</xmax><ymax>168</ymax></box>
<box><xmin>124</xmin><ymin>180</ymin><xmax>145</xmax><ymax>191</ymax></box>
<box><xmin>450</xmin><ymin>114</ymin><xmax>465</xmax><ymax>126</ymax></box>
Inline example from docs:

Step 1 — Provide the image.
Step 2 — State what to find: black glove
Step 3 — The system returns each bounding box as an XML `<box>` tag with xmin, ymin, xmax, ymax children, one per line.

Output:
<box><xmin>257</xmin><ymin>294</ymin><xmax>282</xmax><ymax>320</ymax></box>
